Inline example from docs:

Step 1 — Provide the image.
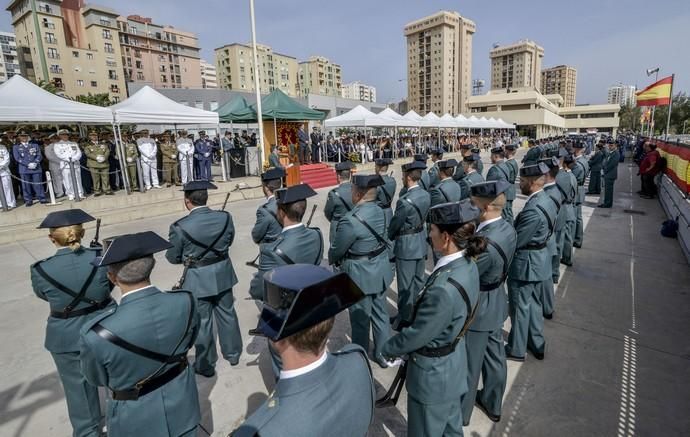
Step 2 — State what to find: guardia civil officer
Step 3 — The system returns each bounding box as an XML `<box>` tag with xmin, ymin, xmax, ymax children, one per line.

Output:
<box><xmin>503</xmin><ymin>144</ymin><xmax>519</xmax><ymax>224</ymax></box>
<box><xmin>471</xmin><ymin>147</ymin><xmax>484</xmax><ymax>175</ymax></box>
<box><xmin>428</xmin><ymin>148</ymin><xmax>444</xmax><ymax>187</ymax></box>
<box><xmin>382</xmin><ymin>200</ymin><xmax>485</xmax><ymax>437</ymax></box>
<box><xmin>250</xmin><ymin>168</ymin><xmax>284</xmax><ymax>255</ymax></box>
<box><xmin>429</xmin><ymin>159</ymin><xmax>462</xmax><ymax>207</ymax></box>
<box><xmin>329</xmin><ymin>174</ymin><xmax>394</xmax><ymax>367</ymax></box>
<box><xmin>80</xmin><ymin>232</ymin><xmax>201</xmax><ymax>436</ymax></box>
<box><xmin>374</xmin><ymin>158</ymin><xmax>396</xmax><ymax>225</ymax></box>
<box><xmin>462</xmin><ymin>181</ymin><xmax>516</xmax><ymax>425</ymax></box>
<box><xmin>538</xmin><ymin>157</ymin><xmax>562</xmax><ymax>319</ymax></box>
<box><xmin>166</xmin><ymin>181</ymin><xmax>242</xmax><ymax>376</ymax></box>
<box><xmin>522</xmin><ymin>139</ymin><xmax>543</xmax><ymax>166</ymax></box>
<box><xmin>571</xmin><ymin>142</ymin><xmax>589</xmax><ymax>247</ymax></box>
<box><xmin>400</xmin><ymin>154</ymin><xmax>430</xmax><ymax>193</ymax></box>
<box><xmin>452</xmin><ymin>143</ymin><xmax>473</xmax><ymax>183</ymax></box>
<box><xmin>505</xmin><ymin>163</ymin><xmax>558</xmax><ymax>361</ymax></box>
<box><xmin>485</xmin><ymin>146</ymin><xmax>512</xmax><ymax>217</ymax></box>
<box><xmin>556</xmin><ymin>152</ymin><xmax>578</xmax><ymax>267</ymax></box>
<box><xmin>388</xmin><ymin>161</ymin><xmax>431</xmax><ymax>325</ymax></box>
<box><xmin>324</xmin><ymin>162</ymin><xmax>355</xmax><ymax>244</ymax></box>
<box><xmin>31</xmin><ymin>209</ymin><xmax>114</xmax><ymax>437</ymax></box>
<box><xmin>599</xmin><ymin>139</ymin><xmax>620</xmax><ymax>208</ymax></box>
<box><xmin>460</xmin><ymin>154</ymin><xmax>485</xmax><ymax>199</ymax></box>
<box><xmin>233</xmin><ymin>265</ymin><xmax>374</xmax><ymax>437</ymax></box>
<box><xmin>587</xmin><ymin>142</ymin><xmax>605</xmax><ymax>195</ymax></box>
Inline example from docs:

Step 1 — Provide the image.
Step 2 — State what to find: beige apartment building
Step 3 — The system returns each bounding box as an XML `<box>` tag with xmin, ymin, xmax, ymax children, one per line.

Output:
<box><xmin>490</xmin><ymin>39</ymin><xmax>544</xmax><ymax>92</ymax></box>
<box><xmin>404</xmin><ymin>10</ymin><xmax>475</xmax><ymax>115</ymax></box>
<box><xmin>7</xmin><ymin>0</ymin><xmax>126</xmax><ymax>101</ymax></box>
<box><xmin>541</xmin><ymin>65</ymin><xmax>577</xmax><ymax>107</ymax></box>
<box><xmin>117</xmin><ymin>15</ymin><xmax>201</xmax><ymax>90</ymax></box>
<box><xmin>215</xmin><ymin>43</ymin><xmax>298</xmax><ymax>97</ymax></box>
<box><xmin>200</xmin><ymin>59</ymin><xmax>217</xmax><ymax>89</ymax></box>
<box><xmin>298</xmin><ymin>56</ymin><xmax>341</xmax><ymax>97</ymax></box>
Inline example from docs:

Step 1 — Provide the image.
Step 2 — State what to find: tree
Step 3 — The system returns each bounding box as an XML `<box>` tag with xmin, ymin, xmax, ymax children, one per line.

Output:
<box><xmin>618</xmin><ymin>105</ymin><xmax>642</xmax><ymax>132</ymax></box>
<box><xmin>649</xmin><ymin>92</ymin><xmax>690</xmax><ymax>135</ymax></box>
<box><xmin>75</xmin><ymin>93</ymin><xmax>113</xmax><ymax>107</ymax></box>
<box><xmin>37</xmin><ymin>79</ymin><xmax>59</xmax><ymax>94</ymax></box>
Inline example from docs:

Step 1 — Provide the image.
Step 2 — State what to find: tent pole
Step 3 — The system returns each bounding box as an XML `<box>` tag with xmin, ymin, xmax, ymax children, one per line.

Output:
<box><xmin>218</xmin><ymin>124</ymin><xmax>227</xmax><ymax>182</ymax></box>
<box><xmin>114</xmin><ymin>123</ymin><xmax>131</xmax><ymax>195</ymax></box>
<box><xmin>273</xmin><ymin>116</ymin><xmax>278</xmax><ymax>161</ymax></box>
<box><xmin>249</xmin><ymin>0</ymin><xmax>265</xmax><ymax>174</ymax></box>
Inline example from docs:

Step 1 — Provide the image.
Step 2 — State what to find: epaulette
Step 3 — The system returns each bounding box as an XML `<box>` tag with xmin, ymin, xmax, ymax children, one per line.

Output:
<box><xmin>81</xmin><ymin>305</ymin><xmax>117</xmax><ymax>335</ymax></box>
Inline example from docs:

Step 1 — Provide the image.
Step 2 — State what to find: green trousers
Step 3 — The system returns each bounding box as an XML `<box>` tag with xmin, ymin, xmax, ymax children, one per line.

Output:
<box><xmin>602</xmin><ymin>177</ymin><xmax>616</xmax><ymax>207</ymax></box>
<box><xmin>462</xmin><ymin>328</ymin><xmax>507</xmax><ymax>424</ymax></box>
<box><xmin>194</xmin><ymin>290</ymin><xmax>243</xmax><ymax>374</ymax></box>
<box><xmin>349</xmin><ymin>291</ymin><xmax>391</xmax><ymax>366</ymax></box>
<box><xmin>540</xmin><ymin>279</ymin><xmax>555</xmax><ymax>317</ymax></box>
<box><xmin>588</xmin><ymin>171</ymin><xmax>601</xmax><ymax>194</ymax></box>
<box><xmin>395</xmin><ymin>258</ymin><xmax>426</xmax><ymax>323</ymax></box>
<box><xmin>506</xmin><ymin>279</ymin><xmax>545</xmax><ymax>358</ymax></box>
<box><xmin>501</xmin><ymin>200</ymin><xmax>514</xmax><ymax>224</ymax></box>
<box><xmin>409</xmin><ymin>395</ymin><xmax>464</xmax><ymax>437</ymax></box>
<box><xmin>560</xmin><ymin>220</ymin><xmax>575</xmax><ymax>265</ymax></box>
<box><xmin>51</xmin><ymin>351</ymin><xmax>102</xmax><ymax>437</ymax></box>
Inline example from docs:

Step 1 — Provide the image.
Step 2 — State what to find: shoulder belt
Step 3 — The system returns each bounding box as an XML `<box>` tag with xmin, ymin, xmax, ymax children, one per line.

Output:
<box><xmin>419</xmin><ymin>177</ymin><xmax>427</xmax><ymax>191</ymax></box>
<box><xmin>575</xmin><ymin>160</ymin><xmax>587</xmax><ymax>183</ymax></box>
<box><xmin>332</xmin><ymin>189</ymin><xmax>352</xmax><ymax>212</ymax></box>
<box><xmin>447</xmin><ymin>277</ymin><xmax>477</xmax><ymax>340</ymax></box>
<box><xmin>480</xmin><ymin>238</ymin><xmax>512</xmax><ymax>291</ymax></box>
<box><xmin>547</xmin><ymin>193</ymin><xmax>561</xmax><ymax>211</ymax></box>
<box><xmin>535</xmin><ymin>203</ymin><xmax>554</xmax><ymax>235</ymax></box>
<box><xmin>33</xmin><ymin>261</ymin><xmax>100</xmax><ymax>313</ymax></box>
<box><xmin>556</xmin><ymin>183</ymin><xmax>569</xmax><ymax>201</ymax></box>
<box><xmin>496</xmin><ymin>164</ymin><xmax>510</xmax><ymax>181</ymax></box>
<box><xmin>379</xmin><ymin>184</ymin><xmax>393</xmax><ymax>205</ymax></box>
<box><xmin>403</xmin><ymin>196</ymin><xmax>426</xmax><ymax>225</ymax></box>
<box><xmin>352</xmin><ymin>210</ymin><xmax>389</xmax><ymax>248</ymax></box>
<box><xmin>174</xmin><ymin>211</ymin><xmax>230</xmax><ymax>261</ymax></box>
<box><xmin>261</xmin><ymin>204</ymin><xmax>279</xmax><ymax>223</ymax></box>
<box><xmin>437</xmin><ymin>184</ymin><xmax>450</xmax><ymax>203</ymax></box>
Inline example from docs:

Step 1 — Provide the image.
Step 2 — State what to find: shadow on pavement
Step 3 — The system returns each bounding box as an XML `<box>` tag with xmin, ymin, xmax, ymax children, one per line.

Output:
<box><xmin>0</xmin><ymin>372</ymin><xmax>65</xmax><ymax>437</ymax></box>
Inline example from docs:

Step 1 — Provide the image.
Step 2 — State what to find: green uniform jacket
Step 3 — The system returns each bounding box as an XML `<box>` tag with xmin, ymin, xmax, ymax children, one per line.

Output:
<box><xmin>249</xmin><ymin>224</ymin><xmax>323</xmax><ymax>300</ymax></box>
<box><xmin>522</xmin><ymin>146</ymin><xmax>543</xmax><ymax>166</ymax></box>
<box><xmin>119</xmin><ymin>142</ymin><xmax>139</xmax><ymax>163</ymax></box>
<box><xmin>252</xmin><ymin>196</ymin><xmax>282</xmax><ymax>244</ymax></box>
<box><xmin>543</xmin><ymin>183</ymin><xmax>563</xmax><ymax>255</ymax></box>
<box><xmin>388</xmin><ymin>186</ymin><xmax>431</xmax><ymax>260</ymax></box>
<box><xmin>508</xmin><ymin>191</ymin><xmax>558</xmax><ymax>282</ymax></box>
<box><xmin>324</xmin><ymin>182</ymin><xmax>354</xmax><ymax>242</ymax></box>
<box><xmin>30</xmin><ymin>247</ymin><xmax>114</xmax><ymax>353</ymax></box>
<box><xmin>399</xmin><ymin>170</ymin><xmax>431</xmax><ymax>196</ymax></box>
<box><xmin>83</xmin><ymin>142</ymin><xmax>110</xmax><ymax>169</ymax></box>
<box><xmin>428</xmin><ymin>162</ymin><xmax>440</xmax><ymax>187</ymax></box>
<box><xmin>376</xmin><ymin>175</ymin><xmax>396</xmax><ymax>223</ymax></box>
<box><xmin>79</xmin><ymin>286</ymin><xmax>201</xmax><ymax>437</ymax></box>
<box><xmin>588</xmin><ymin>150</ymin><xmax>604</xmax><ymax>172</ymax></box>
<box><xmin>382</xmin><ymin>256</ymin><xmax>480</xmax><ymax>403</ymax></box>
<box><xmin>604</xmin><ymin>150</ymin><xmax>620</xmax><ymax>180</ymax></box>
<box><xmin>460</xmin><ymin>171</ymin><xmax>485</xmax><ymax>199</ymax></box>
<box><xmin>486</xmin><ymin>161</ymin><xmax>510</xmax><ymax>185</ymax></box>
<box><xmin>505</xmin><ymin>158</ymin><xmax>518</xmax><ymax>201</ymax></box>
<box><xmin>429</xmin><ymin>177</ymin><xmax>462</xmax><ymax>207</ymax></box>
<box><xmin>572</xmin><ymin>156</ymin><xmax>589</xmax><ymax>203</ymax></box>
<box><xmin>472</xmin><ymin>219</ymin><xmax>517</xmax><ymax>331</ymax></box>
<box><xmin>232</xmin><ymin>345</ymin><xmax>374</xmax><ymax>437</ymax></box>
<box><xmin>329</xmin><ymin>201</ymin><xmax>394</xmax><ymax>295</ymax></box>
<box><xmin>166</xmin><ymin>207</ymin><xmax>238</xmax><ymax>298</ymax></box>
<box><xmin>160</xmin><ymin>142</ymin><xmax>178</xmax><ymax>164</ymax></box>
<box><xmin>452</xmin><ymin>164</ymin><xmax>465</xmax><ymax>182</ymax></box>
<box><xmin>556</xmin><ymin>170</ymin><xmax>578</xmax><ymax>222</ymax></box>
<box><xmin>268</xmin><ymin>153</ymin><xmax>283</xmax><ymax>169</ymax></box>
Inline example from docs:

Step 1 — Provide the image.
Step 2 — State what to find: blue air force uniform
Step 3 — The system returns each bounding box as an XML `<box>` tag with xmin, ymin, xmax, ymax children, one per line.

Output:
<box><xmin>166</xmin><ymin>181</ymin><xmax>242</xmax><ymax>375</ymax></box>
<box><xmin>79</xmin><ymin>232</ymin><xmax>201</xmax><ymax>437</ymax></box>
<box><xmin>31</xmin><ymin>210</ymin><xmax>114</xmax><ymax>437</ymax></box>
<box><xmin>194</xmin><ymin>133</ymin><xmax>213</xmax><ymax>180</ymax></box>
<box><xmin>13</xmin><ymin>136</ymin><xmax>46</xmax><ymax>204</ymax></box>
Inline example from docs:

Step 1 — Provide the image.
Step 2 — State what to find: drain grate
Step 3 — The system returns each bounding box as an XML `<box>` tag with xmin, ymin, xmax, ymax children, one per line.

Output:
<box><xmin>624</xmin><ymin>209</ymin><xmax>646</xmax><ymax>215</ymax></box>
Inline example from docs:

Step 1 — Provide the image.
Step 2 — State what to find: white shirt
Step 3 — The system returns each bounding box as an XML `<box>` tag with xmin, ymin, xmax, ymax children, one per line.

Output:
<box><xmin>121</xmin><ymin>284</ymin><xmax>155</xmax><ymax>302</ymax></box>
<box><xmin>433</xmin><ymin>249</ymin><xmax>466</xmax><ymax>272</ymax></box>
<box><xmin>543</xmin><ymin>182</ymin><xmax>556</xmax><ymax>188</ymax></box>
<box><xmin>281</xmin><ymin>223</ymin><xmax>304</xmax><ymax>233</ymax></box>
<box><xmin>279</xmin><ymin>351</ymin><xmax>328</xmax><ymax>380</ymax></box>
<box><xmin>476</xmin><ymin>217</ymin><xmax>502</xmax><ymax>233</ymax></box>
<box><xmin>190</xmin><ymin>205</ymin><xmax>209</xmax><ymax>213</ymax></box>
<box><xmin>407</xmin><ymin>184</ymin><xmax>419</xmax><ymax>191</ymax></box>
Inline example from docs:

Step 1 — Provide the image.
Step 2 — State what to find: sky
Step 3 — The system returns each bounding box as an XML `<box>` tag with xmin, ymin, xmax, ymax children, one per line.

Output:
<box><xmin>2</xmin><ymin>0</ymin><xmax>688</xmax><ymax>105</ymax></box>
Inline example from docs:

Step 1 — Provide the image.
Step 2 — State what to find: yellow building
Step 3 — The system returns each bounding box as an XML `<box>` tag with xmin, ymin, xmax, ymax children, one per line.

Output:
<box><xmin>298</xmin><ymin>56</ymin><xmax>342</xmax><ymax>97</ymax></box>
<box><xmin>541</xmin><ymin>65</ymin><xmax>577</xmax><ymax>107</ymax></box>
<box><xmin>404</xmin><ymin>10</ymin><xmax>475</xmax><ymax>114</ymax></box>
<box><xmin>214</xmin><ymin>43</ymin><xmax>298</xmax><ymax>96</ymax></box>
<box><xmin>8</xmin><ymin>0</ymin><xmax>126</xmax><ymax>101</ymax></box>
<box><xmin>490</xmin><ymin>40</ymin><xmax>544</xmax><ymax>91</ymax></box>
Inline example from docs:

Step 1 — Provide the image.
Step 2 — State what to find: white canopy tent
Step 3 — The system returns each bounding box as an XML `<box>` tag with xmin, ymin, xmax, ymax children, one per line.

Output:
<box><xmin>455</xmin><ymin>114</ymin><xmax>472</xmax><ymax>129</ymax></box>
<box><xmin>402</xmin><ymin>110</ymin><xmax>432</xmax><ymax>128</ymax></box>
<box><xmin>323</xmin><ymin>104</ymin><xmax>397</xmax><ymax>128</ymax></box>
<box><xmin>378</xmin><ymin>107</ymin><xmax>408</xmax><ymax>125</ymax></box>
<box><xmin>0</xmin><ymin>75</ymin><xmax>114</xmax><ymax>124</ymax></box>
<box><xmin>110</xmin><ymin>86</ymin><xmax>219</xmax><ymax>125</ymax></box>
<box><xmin>439</xmin><ymin>113</ymin><xmax>458</xmax><ymax>128</ymax></box>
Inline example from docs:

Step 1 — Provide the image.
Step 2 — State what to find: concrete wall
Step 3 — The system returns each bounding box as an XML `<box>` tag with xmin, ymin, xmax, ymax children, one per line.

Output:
<box><xmin>659</xmin><ymin>175</ymin><xmax>690</xmax><ymax>263</ymax></box>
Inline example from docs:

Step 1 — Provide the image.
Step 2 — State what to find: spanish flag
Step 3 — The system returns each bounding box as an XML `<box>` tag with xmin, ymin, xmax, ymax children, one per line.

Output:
<box><xmin>636</xmin><ymin>76</ymin><xmax>673</xmax><ymax>106</ymax></box>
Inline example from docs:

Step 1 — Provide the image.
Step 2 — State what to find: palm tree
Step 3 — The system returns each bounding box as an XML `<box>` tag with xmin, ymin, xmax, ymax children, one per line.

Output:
<box><xmin>37</xmin><ymin>79</ymin><xmax>59</xmax><ymax>94</ymax></box>
<box><xmin>75</xmin><ymin>93</ymin><xmax>113</xmax><ymax>107</ymax></box>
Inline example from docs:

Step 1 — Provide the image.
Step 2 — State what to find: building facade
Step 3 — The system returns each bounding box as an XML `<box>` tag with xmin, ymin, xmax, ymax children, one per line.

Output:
<box><xmin>490</xmin><ymin>39</ymin><xmax>544</xmax><ymax>91</ymax></box>
<box><xmin>341</xmin><ymin>80</ymin><xmax>376</xmax><ymax>102</ymax></box>
<box><xmin>607</xmin><ymin>84</ymin><xmax>636</xmax><ymax>107</ymax></box>
<box><xmin>7</xmin><ymin>0</ymin><xmax>127</xmax><ymax>101</ymax></box>
<box><xmin>0</xmin><ymin>31</ymin><xmax>19</xmax><ymax>84</ymax></box>
<box><xmin>215</xmin><ymin>43</ymin><xmax>298</xmax><ymax>96</ymax></box>
<box><xmin>404</xmin><ymin>10</ymin><xmax>475</xmax><ymax>115</ymax></box>
<box><xmin>541</xmin><ymin>65</ymin><xmax>577</xmax><ymax>107</ymax></box>
<box><xmin>117</xmin><ymin>15</ymin><xmax>201</xmax><ymax>90</ymax></box>
<box><xmin>560</xmin><ymin>104</ymin><xmax>621</xmax><ymax>135</ymax></box>
<box><xmin>200</xmin><ymin>59</ymin><xmax>217</xmax><ymax>88</ymax></box>
<box><xmin>298</xmin><ymin>56</ymin><xmax>342</xmax><ymax>97</ymax></box>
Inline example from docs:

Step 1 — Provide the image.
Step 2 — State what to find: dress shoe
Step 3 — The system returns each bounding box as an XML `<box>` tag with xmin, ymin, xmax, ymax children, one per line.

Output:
<box><xmin>475</xmin><ymin>394</ymin><xmax>501</xmax><ymax>423</ymax></box>
<box><xmin>560</xmin><ymin>259</ymin><xmax>573</xmax><ymax>266</ymax></box>
<box><xmin>195</xmin><ymin>368</ymin><xmax>216</xmax><ymax>378</ymax></box>
<box><xmin>94</xmin><ymin>192</ymin><xmax>103</xmax><ymax>197</ymax></box>
<box><xmin>573</xmin><ymin>243</ymin><xmax>582</xmax><ymax>248</ymax></box>
<box><xmin>39</xmin><ymin>199</ymin><xmax>48</xmax><ymax>204</ymax></box>
<box><xmin>528</xmin><ymin>346</ymin><xmax>545</xmax><ymax>360</ymax></box>
<box><xmin>105</xmin><ymin>191</ymin><xmax>114</xmax><ymax>195</ymax></box>
<box><xmin>229</xmin><ymin>358</ymin><xmax>240</xmax><ymax>367</ymax></box>
<box><xmin>505</xmin><ymin>347</ymin><xmax>525</xmax><ymax>362</ymax></box>
<box><xmin>25</xmin><ymin>201</ymin><xmax>33</xmax><ymax>207</ymax></box>
<box><xmin>543</xmin><ymin>312</ymin><xmax>553</xmax><ymax>320</ymax></box>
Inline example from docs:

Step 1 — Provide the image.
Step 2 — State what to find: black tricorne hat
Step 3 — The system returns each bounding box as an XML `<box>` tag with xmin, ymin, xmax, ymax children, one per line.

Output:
<box><xmin>335</xmin><ymin>162</ymin><xmax>355</xmax><ymax>172</ymax></box>
<box><xmin>490</xmin><ymin>146</ymin><xmax>504</xmax><ymax>154</ymax></box>
<box><xmin>261</xmin><ymin>168</ymin><xmax>286</xmax><ymax>181</ymax></box>
<box><xmin>470</xmin><ymin>180</ymin><xmax>511</xmax><ymax>198</ymax></box>
<box><xmin>402</xmin><ymin>161</ymin><xmax>426</xmax><ymax>172</ymax></box>
<box><xmin>181</xmin><ymin>180</ymin><xmax>218</xmax><ymax>192</ymax></box>
<box><xmin>437</xmin><ymin>159</ymin><xmax>458</xmax><ymax>169</ymax></box>
<box><xmin>250</xmin><ymin>264</ymin><xmax>365</xmax><ymax>341</ymax></box>
<box><xmin>428</xmin><ymin>199</ymin><xmax>480</xmax><ymax>226</ymax></box>
<box><xmin>538</xmin><ymin>157</ymin><xmax>560</xmax><ymax>169</ymax></box>
<box><xmin>38</xmin><ymin>209</ymin><xmax>95</xmax><ymax>229</ymax></box>
<box><xmin>414</xmin><ymin>153</ymin><xmax>428</xmax><ymax>162</ymax></box>
<box><xmin>352</xmin><ymin>174</ymin><xmax>384</xmax><ymax>189</ymax></box>
<box><xmin>91</xmin><ymin>231</ymin><xmax>172</xmax><ymax>266</ymax></box>
<box><xmin>275</xmin><ymin>184</ymin><xmax>317</xmax><ymax>204</ymax></box>
<box><xmin>375</xmin><ymin>158</ymin><xmax>393</xmax><ymax>166</ymax></box>
<box><xmin>520</xmin><ymin>162</ymin><xmax>550</xmax><ymax>177</ymax></box>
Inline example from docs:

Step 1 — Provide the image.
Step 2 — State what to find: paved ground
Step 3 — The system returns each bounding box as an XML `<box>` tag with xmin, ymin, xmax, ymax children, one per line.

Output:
<box><xmin>1</xmin><ymin>154</ymin><xmax>688</xmax><ymax>437</ymax></box>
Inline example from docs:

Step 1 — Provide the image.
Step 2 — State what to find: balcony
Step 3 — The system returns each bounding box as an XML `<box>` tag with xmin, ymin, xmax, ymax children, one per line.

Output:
<box><xmin>106</xmin><ymin>61</ymin><xmax>117</xmax><ymax>67</ymax></box>
<box><xmin>49</xmin><ymin>66</ymin><xmax>63</xmax><ymax>74</ymax></box>
<box><xmin>44</xmin><ymin>37</ymin><xmax>57</xmax><ymax>44</ymax></box>
<box><xmin>104</xmin><ymin>47</ymin><xmax>115</xmax><ymax>54</ymax></box>
<box><xmin>47</xmin><ymin>53</ymin><xmax>60</xmax><ymax>59</ymax></box>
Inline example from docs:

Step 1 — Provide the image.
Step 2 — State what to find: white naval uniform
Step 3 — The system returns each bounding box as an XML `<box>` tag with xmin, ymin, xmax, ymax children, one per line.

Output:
<box><xmin>0</xmin><ymin>145</ymin><xmax>17</xmax><ymax>207</ymax></box>
<box><xmin>137</xmin><ymin>137</ymin><xmax>160</xmax><ymax>189</ymax></box>
<box><xmin>53</xmin><ymin>140</ymin><xmax>84</xmax><ymax>200</ymax></box>
<box><xmin>176</xmin><ymin>138</ymin><xmax>195</xmax><ymax>184</ymax></box>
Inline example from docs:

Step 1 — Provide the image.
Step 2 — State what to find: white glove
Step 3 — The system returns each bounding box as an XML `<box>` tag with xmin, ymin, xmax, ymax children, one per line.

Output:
<box><xmin>383</xmin><ymin>358</ymin><xmax>404</xmax><ymax>368</ymax></box>
<box><xmin>126</xmin><ymin>157</ymin><xmax>133</xmax><ymax>163</ymax></box>
<box><xmin>27</xmin><ymin>162</ymin><xmax>37</xmax><ymax>169</ymax></box>
<box><xmin>204</xmin><ymin>152</ymin><xmax>210</xmax><ymax>158</ymax></box>
<box><xmin>96</xmin><ymin>155</ymin><xmax>105</xmax><ymax>163</ymax></box>
<box><xmin>170</xmin><ymin>154</ymin><xmax>176</xmax><ymax>159</ymax></box>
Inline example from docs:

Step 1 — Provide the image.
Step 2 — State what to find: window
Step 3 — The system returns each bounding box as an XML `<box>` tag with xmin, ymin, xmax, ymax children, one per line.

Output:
<box><xmin>210</xmin><ymin>101</ymin><xmax>218</xmax><ymax>111</ymax></box>
<box><xmin>99</xmin><ymin>17</ymin><xmax>111</xmax><ymax>26</ymax></box>
<box><xmin>108</xmin><ymin>70</ymin><xmax>117</xmax><ymax>80</ymax></box>
<box><xmin>135</xmin><ymin>60</ymin><xmax>142</xmax><ymax>69</ymax></box>
<box><xmin>110</xmin><ymin>84</ymin><xmax>119</xmax><ymax>93</ymax></box>
<box><xmin>45</xmin><ymin>32</ymin><xmax>57</xmax><ymax>44</ymax></box>
<box><xmin>86</xmin><ymin>53</ymin><xmax>93</xmax><ymax>60</ymax></box>
<box><xmin>194</xmin><ymin>101</ymin><xmax>203</xmax><ymax>109</ymax></box>
<box><xmin>76</xmin><ymin>80</ymin><xmax>85</xmax><ymax>87</ymax></box>
<box><xmin>102</xmin><ymin>29</ymin><xmax>112</xmax><ymax>40</ymax></box>
<box><xmin>42</xmin><ymin>18</ymin><xmax>55</xmax><ymax>29</ymax></box>
<box><xmin>104</xmin><ymin>43</ymin><xmax>114</xmax><ymax>53</ymax></box>
<box><xmin>72</xmin><ymin>51</ymin><xmax>79</xmax><ymax>58</ymax></box>
<box><xmin>49</xmin><ymin>64</ymin><xmax>62</xmax><ymax>74</ymax></box>
<box><xmin>47</xmin><ymin>48</ymin><xmax>59</xmax><ymax>59</ymax></box>
<box><xmin>90</xmin><ymin>81</ymin><xmax>97</xmax><ymax>87</ymax></box>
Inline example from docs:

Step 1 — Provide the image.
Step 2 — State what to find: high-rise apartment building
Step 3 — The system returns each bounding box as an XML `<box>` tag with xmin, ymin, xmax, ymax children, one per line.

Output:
<box><xmin>404</xmin><ymin>11</ymin><xmax>475</xmax><ymax>115</ymax></box>
<box><xmin>7</xmin><ymin>0</ymin><xmax>126</xmax><ymax>100</ymax></box>
<box><xmin>341</xmin><ymin>81</ymin><xmax>376</xmax><ymax>102</ymax></box>
<box><xmin>541</xmin><ymin>65</ymin><xmax>577</xmax><ymax>107</ymax></box>
<box><xmin>215</xmin><ymin>43</ymin><xmax>298</xmax><ymax>96</ymax></box>
<box><xmin>117</xmin><ymin>15</ymin><xmax>201</xmax><ymax>89</ymax></box>
<box><xmin>298</xmin><ymin>56</ymin><xmax>341</xmax><ymax>97</ymax></box>
<box><xmin>490</xmin><ymin>40</ymin><xmax>544</xmax><ymax>91</ymax></box>
<box><xmin>200</xmin><ymin>59</ymin><xmax>217</xmax><ymax>88</ymax></box>
<box><xmin>607</xmin><ymin>84</ymin><xmax>637</xmax><ymax>107</ymax></box>
<box><xmin>0</xmin><ymin>31</ymin><xmax>19</xmax><ymax>84</ymax></box>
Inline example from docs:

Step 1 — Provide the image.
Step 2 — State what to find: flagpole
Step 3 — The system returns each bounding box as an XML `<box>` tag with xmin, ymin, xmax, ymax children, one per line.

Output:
<box><xmin>664</xmin><ymin>74</ymin><xmax>675</xmax><ymax>141</ymax></box>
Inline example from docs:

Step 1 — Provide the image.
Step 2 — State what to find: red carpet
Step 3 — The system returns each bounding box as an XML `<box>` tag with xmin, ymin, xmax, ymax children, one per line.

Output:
<box><xmin>299</xmin><ymin>163</ymin><xmax>338</xmax><ymax>189</ymax></box>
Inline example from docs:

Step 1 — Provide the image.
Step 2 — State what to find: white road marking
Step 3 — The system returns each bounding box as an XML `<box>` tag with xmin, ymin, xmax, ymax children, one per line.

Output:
<box><xmin>617</xmin><ymin>335</ymin><xmax>638</xmax><ymax>437</ymax></box>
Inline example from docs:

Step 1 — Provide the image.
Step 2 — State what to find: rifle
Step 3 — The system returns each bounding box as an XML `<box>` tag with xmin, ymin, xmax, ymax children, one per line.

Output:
<box><xmin>172</xmin><ymin>195</ymin><xmax>231</xmax><ymax>289</ymax></box>
<box><xmin>306</xmin><ymin>204</ymin><xmax>317</xmax><ymax>227</ymax></box>
<box><xmin>376</xmin><ymin>360</ymin><xmax>408</xmax><ymax>408</ymax></box>
<box><xmin>89</xmin><ymin>218</ymin><xmax>102</xmax><ymax>249</ymax></box>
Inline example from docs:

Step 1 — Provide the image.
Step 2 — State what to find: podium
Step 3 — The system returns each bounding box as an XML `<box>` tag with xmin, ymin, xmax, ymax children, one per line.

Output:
<box><xmin>286</xmin><ymin>165</ymin><xmax>301</xmax><ymax>186</ymax></box>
